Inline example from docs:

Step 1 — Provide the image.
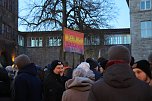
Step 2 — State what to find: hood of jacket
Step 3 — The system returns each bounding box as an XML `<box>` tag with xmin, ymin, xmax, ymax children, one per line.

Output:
<box><xmin>18</xmin><ymin>63</ymin><xmax>37</xmax><ymax>76</ymax></box>
<box><xmin>103</xmin><ymin>63</ymin><xmax>136</xmax><ymax>88</ymax></box>
<box><xmin>65</xmin><ymin>77</ymin><xmax>94</xmax><ymax>91</ymax></box>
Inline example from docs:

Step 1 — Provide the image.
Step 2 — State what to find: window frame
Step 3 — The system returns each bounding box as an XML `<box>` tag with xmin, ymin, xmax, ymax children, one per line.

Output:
<box><xmin>46</xmin><ymin>36</ymin><xmax>61</xmax><ymax>47</ymax></box>
<box><xmin>140</xmin><ymin>0</ymin><xmax>151</xmax><ymax>10</ymax></box>
<box><xmin>104</xmin><ymin>34</ymin><xmax>131</xmax><ymax>45</ymax></box>
<box><xmin>27</xmin><ymin>37</ymin><xmax>43</xmax><ymax>47</ymax></box>
<box><xmin>140</xmin><ymin>21</ymin><xmax>152</xmax><ymax>38</ymax></box>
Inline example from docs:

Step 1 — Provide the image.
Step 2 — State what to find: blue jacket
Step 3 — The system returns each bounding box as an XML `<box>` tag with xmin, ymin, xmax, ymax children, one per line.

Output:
<box><xmin>14</xmin><ymin>63</ymin><xmax>42</xmax><ymax>101</ymax></box>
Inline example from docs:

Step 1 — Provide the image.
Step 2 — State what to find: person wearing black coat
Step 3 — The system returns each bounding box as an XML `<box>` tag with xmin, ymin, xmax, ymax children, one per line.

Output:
<box><xmin>13</xmin><ymin>54</ymin><xmax>42</xmax><ymax>101</ymax></box>
<box><xmin>0</xmin><ymin>63</ymin><xmax>11</xmax><ymax>101</ymax></box>
<box><xmin>43</xmin><ymin>60</ymin><xmax>65</xmax><ymax>101</ymax></box>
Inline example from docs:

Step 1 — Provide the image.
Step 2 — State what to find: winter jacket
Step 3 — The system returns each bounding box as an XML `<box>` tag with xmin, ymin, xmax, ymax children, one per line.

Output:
<box><xmin>43</xmin><ymin>71</ymin><xmax>65</xmax><ymax>101</ymax></box>
<box><xmin>88</xmin><ymin>63</ymin><xmax>152</xmax><ymax>101</ymax></box>
<box><xmin>13</xmin><ymin>63</ymin><xmax>42</xmax><ymax>101</ymax></box>
<box><xmin>0</xmin><ymin>68</ymin><xmax>10</xmax><ymax>97</ymax></box>
<box><xmin>62</xmin><ymin>77</ymin><xmax>94</xmax><ymax>101</ymax></box>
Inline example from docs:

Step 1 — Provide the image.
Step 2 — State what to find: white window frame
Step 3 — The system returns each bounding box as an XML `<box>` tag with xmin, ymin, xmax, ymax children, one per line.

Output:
<box><xmin>27</xmin><ymin>37</ymin><xmax>43</xmax><ymax>47</ymax></box>
<box><xmin>141</xmin><ymin>21</ymin><xmax>152</xmax><ymax>38</ymax></box>
<box><xmin>140</xmin><ymin>0</ymin><xmax>151</xmax><ymax>10</ymax></box>
<box><xmin>46</xmin><ymin>36</ymin><xmax>61</xmax><ymax>47</ymax></box>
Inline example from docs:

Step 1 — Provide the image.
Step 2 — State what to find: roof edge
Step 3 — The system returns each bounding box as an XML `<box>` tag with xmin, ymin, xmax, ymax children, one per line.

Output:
<box><xmin>126</xmin><ymin>0</ymin><xmax>129</xmax><ymax>6</ymax></box>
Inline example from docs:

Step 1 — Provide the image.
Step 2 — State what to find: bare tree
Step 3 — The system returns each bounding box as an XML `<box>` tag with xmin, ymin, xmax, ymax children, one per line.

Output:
<box><xmin>19</xmin><ymin>0</ymin><xmax>117</xmax><ymax>31</ymax></box>
<box><xmin>19</xmin><ymin>0</ymin><xmax>117</xmax><ymax>62</ymax></box>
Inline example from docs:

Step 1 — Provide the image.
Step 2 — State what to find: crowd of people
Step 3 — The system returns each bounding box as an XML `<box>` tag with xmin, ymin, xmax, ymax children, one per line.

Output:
<box><xmin>0</xmin><ymin>45</ymin><xmax>152</xmax><ymax>101</ymax></box>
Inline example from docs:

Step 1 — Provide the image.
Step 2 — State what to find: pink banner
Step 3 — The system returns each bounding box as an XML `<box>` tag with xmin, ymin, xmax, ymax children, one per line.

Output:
<box><xmin>63</xmin><ymin>28</ymin><xmax>84</xmax><ymax>54</ymax></box>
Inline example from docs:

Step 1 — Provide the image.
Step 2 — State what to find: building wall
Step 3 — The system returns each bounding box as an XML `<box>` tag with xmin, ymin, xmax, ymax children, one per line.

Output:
<box><xmin>19</xmin><ymin>29</ymin><xmax>130</xmax><ymax>67</ymax></box>
<box><xmin>130</xmin><ymin>0</ymin><xmax>152</xmax><ymax>61</ymax></box>
<box><xmin>0</xmin><ymin>0</ymin><xmax>18</xmax><ymax>66</ymax></box>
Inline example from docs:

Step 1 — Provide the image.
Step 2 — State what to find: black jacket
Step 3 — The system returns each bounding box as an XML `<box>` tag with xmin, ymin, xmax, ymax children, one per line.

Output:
<box><xmin>13</xmin><ymin>63</ymin><xmax>42</xmax><ymax>101</ymax></box>
<box><xmin>88</xmin><ymin>63</ymin><xmax>152</xmax><ymax>101</ymax></box>
<box><xmin>0</xmin><ymin>68</ymin><xmax>10</xmax><ymax>97</ymax></box>
<box><xmin>43</xmin><ymin>71</ymin><xmax>65</xmax><ymax>101</ymax></box>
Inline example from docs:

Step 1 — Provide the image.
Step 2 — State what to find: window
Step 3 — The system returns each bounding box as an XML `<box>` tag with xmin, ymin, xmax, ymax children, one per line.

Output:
<box><xmin>18</xmin><ymin>35</ymin><xmax>24</xmax><ymax>46</ymax></box>
<box><xmin>27</xmin><ymin>37</ymin><xmax>43</xmax><ymax>47</ymax></box>
<box><xmin>140</xmin><ymin>0</ymin><xmax>151</xmax><ymax>10</ymax></box>
<box><xmin>104</xmin><ymin>34</ymin><xmax>131</xmax><ymax>45</ymax></box>
<box><xmin>141</xmin><ymin>21</ymin><xmax>152</xmax><ymax>38</ymax></box>
<box><xmin>2</xmin><ymin>23</ymin><xmax>5</xmax><ymax>34</ymax></box>
<box><xmin>84</xmin><ymin>34</ymin><xmax>100</xmax><ymax>45</ymax></box>
<box><xmin>46</xmin><ymin>36</ymin><xmax>61</xmax><ymax>46</ymax></box>
<box><xmin>0</xmin><ymin>0</ymin><xmax>2</xmax><ymax>6</ymax></box>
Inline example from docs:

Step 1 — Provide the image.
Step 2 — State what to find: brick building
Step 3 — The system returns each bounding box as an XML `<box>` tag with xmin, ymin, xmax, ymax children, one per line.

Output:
<box><xmin>0</xmin><ymin>0</ymin><xmax>18</xmax><ymax>67</ymax></box>
<box><xmin>127</xmin><ymin>0</ymin><xmax>152</xmax><ymax>61</ymax></box>
<box><xmin>18</xmin><ymin>28</ymin><xmax>130</xmax><ymax>67</ymax></box>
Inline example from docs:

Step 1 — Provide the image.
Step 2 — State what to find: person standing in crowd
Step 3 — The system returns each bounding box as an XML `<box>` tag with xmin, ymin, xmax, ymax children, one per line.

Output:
<box><xmin>13</xmin><ymin>54</ymin><xmax>42</xmax><ymax>101</ymax></box>
<box><xmin>0</xmin><ymin>63</ymin><xmax>11</xmax><ymax>101</ymax></box>
<box><xmin>132</xmin><ymin>60</ymin><xmax>152</xmax><ymax>86</ymax></box>
<box><xmin>63</xmin><ymin>61</ymin><xmax>73</xmax><ymax>80</ymax></box>
<box><xmin>88</xmin><ymin>45</ymin><xmax>152</xmax><ymax>101</ymax></box>
<box><xmin>97</xmin><ymin>58</ymin><xmax>108</xmax><ymax>73</ymax></box>
<box><xmin>36</xmin><ymin>65</ymin><xmax>45</xmax><ymax>81</ymax></box>
<box><xmin>86</xmin><ymin>58</ymin><xmax>102</xmax><ymax>81</ymax></box>
<box><xmin>62</xmin><ymin>62</ymin><xmax>95</xmax><ymax>101</ymax></box>
<box><xmin>43</xmin><ymin>60</ymin><xmax>65</xmax><ymax>101</ymax></box>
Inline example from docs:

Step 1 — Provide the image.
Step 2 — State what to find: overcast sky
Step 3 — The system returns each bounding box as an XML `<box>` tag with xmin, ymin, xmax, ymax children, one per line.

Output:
<box><xmin>110</xmin><ymin>0</ymin><xmax>130</xmax><ymax>28</ymax></box>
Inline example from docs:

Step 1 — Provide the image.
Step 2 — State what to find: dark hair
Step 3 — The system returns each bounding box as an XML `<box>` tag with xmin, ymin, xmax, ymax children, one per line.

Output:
<box><xmin>130</xmin><ymin>56</ymin><xmax>135</xmax><ymax>66</ymax></box>
<box><xmin>86</xmin><ymin>58</ymin><xmax>99</xmax><ymax>70</ymax></box>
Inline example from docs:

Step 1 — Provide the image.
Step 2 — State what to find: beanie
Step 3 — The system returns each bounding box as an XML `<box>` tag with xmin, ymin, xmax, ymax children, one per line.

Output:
<box><xmin>108</xmin><ymin>45</ymin><xmax>131</xmax><ymax>63</ymax></box>
<box><xmin>50</xmin><ymin>60</ymin><xmax>63</xmax><ymax>71</ymax></box>
<box><xmin>134</xmin><ymin>60</ymin><xmax>151</xmax><ymax>79</ymax></box>
<box><xmin>14</xmin><ymin>54</ymin><xmax>31</xmax><ymax>69</ymax></box>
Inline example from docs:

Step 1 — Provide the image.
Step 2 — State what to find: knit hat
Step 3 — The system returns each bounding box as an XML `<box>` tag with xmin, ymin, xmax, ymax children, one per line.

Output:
<box><xmin>14</xmin><ymin>54</ymin><xmax>31</xmax><ymax>69</ymax></box>
<box><xmin>108</xmin><ymin>45</ymin><xmax>131</xmax><ymax>63</ymax></box>
<box><xmin>50</xmin><ymin>60</ymin><xmax>63</xmax><ymax>71</ymax></box>
<box><xmin>133</xmin><ymin>60</ymin><xmax>151</xmax><ymax>79</ymax></box>
<box><xmin>86</xmin><ymin>58</ymin><xmax>98</xmax><ymax>70</ymax></box>
<box><xmin>77</xmin><ymin>62</ymin><xmax>90</xmax><ymax>72</ymax></box>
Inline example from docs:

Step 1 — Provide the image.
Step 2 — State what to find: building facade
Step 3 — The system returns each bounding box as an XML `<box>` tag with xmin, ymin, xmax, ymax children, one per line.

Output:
<box><xmin>0</xmin><ymin>0</ymin><xmax>131</xmax><ymax>68</ymax></box>
<box><xmin>18</xmin><ymin>28</ymin><xmax>130</xmax><ymax>67</ymax></box>
<box><xmin>0</xmin><ymin>0</ymin><xmax>18</xmax><ymax>67</ymax></box>
<box><xmin>128</xmin><ymin>0</ymin><xmax>152</xmax><ymax>61</ymax></box>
